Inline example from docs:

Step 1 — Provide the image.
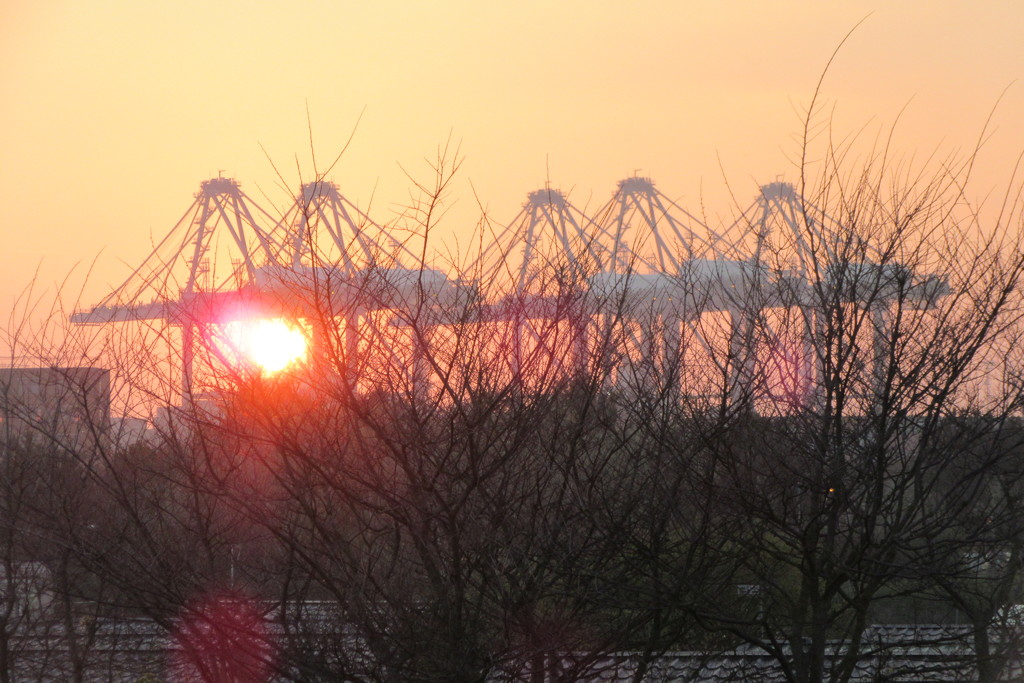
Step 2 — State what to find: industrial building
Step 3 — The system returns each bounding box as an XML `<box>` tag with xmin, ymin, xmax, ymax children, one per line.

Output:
<box><xmin>0</xmin><ymin>366</ymin><xmax>111</xmax><ymax>451</ymax></box>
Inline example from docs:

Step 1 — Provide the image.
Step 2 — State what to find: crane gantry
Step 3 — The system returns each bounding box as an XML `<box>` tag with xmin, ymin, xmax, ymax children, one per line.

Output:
<box><xmin>70</xmin><ymin>172</ymin><xmax>950</xmax><ymax>408</ymax></box>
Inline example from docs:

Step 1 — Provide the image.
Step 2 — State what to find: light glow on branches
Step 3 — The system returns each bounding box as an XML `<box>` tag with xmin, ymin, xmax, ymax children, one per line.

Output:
<box><xmin>224</xmin><ymin>318</ymin><xmax>308</xmax><ymax>374</ymax></box>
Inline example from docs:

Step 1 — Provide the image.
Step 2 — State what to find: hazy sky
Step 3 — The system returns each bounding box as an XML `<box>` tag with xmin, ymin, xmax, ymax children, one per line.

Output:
<box><xmin>2</xmin><ymin>1</ymin><xmax>1023</xmax><ymax>325</ymax></box>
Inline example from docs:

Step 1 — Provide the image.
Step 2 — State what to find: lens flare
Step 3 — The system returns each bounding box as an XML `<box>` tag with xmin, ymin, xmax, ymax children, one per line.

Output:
<box><xmin>169</xmin><ymin>590</ymin><xmax>276</xmax><ymax>682</ymax></box>
<box><xmin>225</xmin><ymin>318</ymin><xmax>308</xmax><ymax>374</ymax></box>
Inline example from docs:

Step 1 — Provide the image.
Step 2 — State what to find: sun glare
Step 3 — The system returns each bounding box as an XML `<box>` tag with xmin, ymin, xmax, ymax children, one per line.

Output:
<box><xmin>225</xmin><ymin>318</ymin><xmax>308</xmax><ymax>374</ymax></box>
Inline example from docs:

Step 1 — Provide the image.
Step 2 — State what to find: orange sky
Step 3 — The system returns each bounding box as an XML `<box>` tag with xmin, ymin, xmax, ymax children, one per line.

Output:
<box><xmin>2</xmin><ymin>1</ymin><xmax>1023</xmax><ymax>330</ymax></box>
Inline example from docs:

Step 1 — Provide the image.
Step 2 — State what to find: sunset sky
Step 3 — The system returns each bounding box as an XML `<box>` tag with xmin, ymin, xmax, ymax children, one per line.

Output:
<box><xmin>2</xmin><ymin>1</ymin><xmax>1023</xmax><ymax>327</ymax></box>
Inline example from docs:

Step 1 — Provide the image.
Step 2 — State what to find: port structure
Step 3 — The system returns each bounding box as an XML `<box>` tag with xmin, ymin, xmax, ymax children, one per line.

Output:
<box><xmin>71</xmin><ymin>173</ymin><xmax>949</xmax><ymax>409</ymax></box>
<box><xmin>466</xmin><ymin>187</ymin><xmax>608</xmax><ymax>381</ymax></box>
<box><xmin>586</xmin><ymin>176</ymin><xmax>755</xmax><ymax>396</ymax></box>
<box><xmin>723</xmin><ymin>181</ymin><xmax>950</xmax><ymax>406</ymax></box>
<box><xmin>257</xmin><ymin>179</ymin><xmax>465</xmax><ymax>389</ymax></box>
<box><xmin>70</xmin><ymin>177</ymin><xmax>287</xmax><ymax>401</ymax></box>
<box><xmin>71</xmin><ymin>177</ymin><xmax>280</xmax><ymax>325</ymax></box>
<box><xmin>71</xmin><ymin>176</ymin><xmax>465</xmax><ymax>401</ymax></box>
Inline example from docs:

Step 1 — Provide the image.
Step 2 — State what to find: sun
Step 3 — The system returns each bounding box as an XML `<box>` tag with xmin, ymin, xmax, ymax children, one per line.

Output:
<box><xmin>225</xmin><ymin>318</ymin><xmax>308</xmax><ymax>374</ymax></box>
